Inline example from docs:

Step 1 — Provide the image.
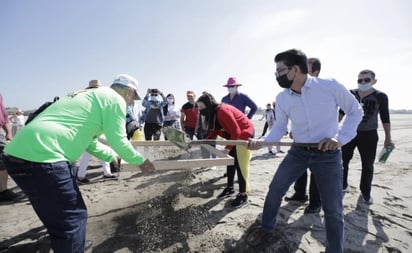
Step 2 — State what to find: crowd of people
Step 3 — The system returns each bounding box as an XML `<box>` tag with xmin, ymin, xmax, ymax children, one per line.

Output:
<box><xmin>0</xmin><ymin>48</ymin><xmax>394</xmax><ymax>253</ymax></box>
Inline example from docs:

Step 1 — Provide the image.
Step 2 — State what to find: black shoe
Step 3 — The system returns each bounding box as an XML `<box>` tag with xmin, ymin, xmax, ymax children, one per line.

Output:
<box><xmin>362</xmin><ymin>195</ymin><xmax>373</xmax><ymax>205</ymax></box>
<box><xmin>304</xmin><ymin>205</ymin><xmax>321</xmax><ymax>214</ymax></box>
<box><xmin>77</xmin><ymin>177</ymin><xmax>90</xmax><ymax>184</ymax></box>
<box><xmin>0</xmin><ymin>189</ymin><xmax>26</xmax><ymax>202</ymax></box>
<box><xmin>217</xmin><ymin>187</ymin><xmax>235</xmax><ymax>198</ymax></box>
<box><xmin>110</xmin><ymin>161</ymin><xmax>121</xmax><ymax>173</ymax></box>
<box><xmin>103</xmin><ymin>174</ymin><xmax>118</xmax><ymax>179</ymax></box>
<box><xmin>284</xmin><ymin>194</ymin><xmax>308</xmax><ymax>203</ymax></box>
<box><xmin>84</xmin><ymin>240</ymin><xmax>93</xmax><ymax>251</ymax></box>
<box><xmin>230</xmin><ymin>194</ymin><xmax>248</xmax><ymax>208</ymax></box>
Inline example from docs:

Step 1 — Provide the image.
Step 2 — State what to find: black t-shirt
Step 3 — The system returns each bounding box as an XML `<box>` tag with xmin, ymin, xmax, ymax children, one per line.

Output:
<box><xmin>340</xmin><ymin>89</ymin><xmax>390</xmax><ymax>131</ymax></box>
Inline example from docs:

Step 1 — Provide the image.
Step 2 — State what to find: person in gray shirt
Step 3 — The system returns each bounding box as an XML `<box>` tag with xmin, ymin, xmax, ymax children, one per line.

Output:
<box><xmin>340</xmin><ymin>69</ymin><xmax>394</xmax><ymax>205</ymax></box>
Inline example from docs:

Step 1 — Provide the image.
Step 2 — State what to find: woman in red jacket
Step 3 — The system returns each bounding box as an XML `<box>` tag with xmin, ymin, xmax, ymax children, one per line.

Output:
<box><xmin>197</xmin><ymin>92</ymin><xmax>254</xmax><ymax>208</ymax></box>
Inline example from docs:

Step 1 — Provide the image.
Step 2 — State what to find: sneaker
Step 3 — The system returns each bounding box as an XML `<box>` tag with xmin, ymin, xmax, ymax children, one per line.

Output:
<box><xmin>77</xmin><ymin>177</ymin><xmax>90</xmax><ymax>184</ymax></box>
<box><xmin>268</xmin><ymin>150</ymin><xmax>274</xmax><ymax>154</ymax></box>
<box><xmin>304</xmin><ymin>205</ymin><xmax>321</xmax><ymax>214</ymax></box>
<box><xmin>247</xmin><ymin>228</ymin><xmax>273</xmax><ymax>247</ymax></box>
<box><xmin>0</xmin><ymin>189</ymin><xmax>26</xmax><ymax>202</ymax></box>
<box><xmin>277</xmin><ymin>150</ymin><xmax>285</xmax><ymax>153</ymax></box>
<box><xmin>217</xmin><ymin>187</ymin><xmax>235</xmax><ymax>198</ymax></box>
<box><xmin>362</xmin><ymin>195</ymin><xmax>373</xmax><ymax>205</ymax></box>
<box><xmin>284</xmin><ymin>194</ymin><xmax>308</xmax><ymax>203</ymax></box>
<box><xmin>230</xmin><ymin>194</ymin><xmax>248</xmax><ymax>208</ymax></box>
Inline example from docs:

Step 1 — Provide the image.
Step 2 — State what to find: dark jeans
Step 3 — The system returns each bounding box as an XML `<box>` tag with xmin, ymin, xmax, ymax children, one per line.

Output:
<box><xmin>261</xmin><ymin>122</ymin><xmax>269</xmax><ymax>136</ymax></box>
<box><xmin>144</xmin><ymin>122</ymin><xmax>162</xmax><ymax>140</ymax></box>
<box><xmin>3</xmin><ymin>155</ymin><xmax>88</xmax><ymax>253</ymax></box>
<box><xmin>0</xmin><ymin>133</ymin><xmax>6</xmax><ymax>170</ymax></box>
<box><xmin>293</xmin><ymin>171</ymin><xmax>307</xmax><ymax>197</ymax></box>
<box><xmin>261</xmin><ymin>147</ymin><xmax>344</xmax><ymax>253</ymax></box>
<box><xmin>293</xmin><ymin>171</ymin><xmax>321</xmax><ymax>207</ymax></box>
<box><xmin>183</xmin><ymin>127</ymin><xmax>205</xmax><ymax>140</ymax></box>
<box><xmin>342</xmin><ymin>130</ymin><xmax>378</xmax><ymax>199</ymax></box>
<box><xmin>227</xmin><ymin>147</ymin><xmax>247</xmax><ymax>193</ymax></box>
<box><xmin>183</xmin><ymin>127</ymin><xmax>196</xmax><ymax>140</ymax></box>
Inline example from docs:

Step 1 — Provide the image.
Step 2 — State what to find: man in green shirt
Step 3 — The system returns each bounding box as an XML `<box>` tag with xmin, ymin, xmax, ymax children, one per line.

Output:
<box><xmin>2</xmin><ymin>74</ymin><xmax>154</xmax><ymax>253</ymax></box>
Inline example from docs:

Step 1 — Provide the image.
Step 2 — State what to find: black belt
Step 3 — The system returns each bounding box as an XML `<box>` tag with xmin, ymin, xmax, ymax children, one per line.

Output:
<box><xmin>300</xmin><ymin>146</ymin><xmax>324</xmax><ymax>152</ymax></box>
<box><xmin>3</xmin><ymin>154</ymin><xmax>34</xmax><ymax>164</ymax></box>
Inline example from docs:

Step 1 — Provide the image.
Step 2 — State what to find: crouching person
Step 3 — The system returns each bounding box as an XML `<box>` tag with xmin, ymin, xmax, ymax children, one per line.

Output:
<box><xmin>2</xmin><ymin>74</ymin><xmax>154</xmax><ymax>253</ymax></box>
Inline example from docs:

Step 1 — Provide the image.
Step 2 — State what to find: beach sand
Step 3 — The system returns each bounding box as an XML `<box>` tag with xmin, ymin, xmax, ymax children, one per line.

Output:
<box><xmin>1</xmin><ymin>115</ymin><xmax>411</xmax><ymax>253</ymax></box>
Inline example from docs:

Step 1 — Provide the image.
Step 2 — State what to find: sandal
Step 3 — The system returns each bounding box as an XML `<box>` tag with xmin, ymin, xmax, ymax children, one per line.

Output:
<box><xmin>247</xmin><ymin>228</ymin><xmax>272</xmax><ymax>247</ymax></box>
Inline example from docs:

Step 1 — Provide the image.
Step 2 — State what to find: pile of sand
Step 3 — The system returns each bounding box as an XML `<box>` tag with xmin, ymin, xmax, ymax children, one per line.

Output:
<box><xmin>1</xmin><ymin>116</ymin><xmax>411</xmax><ymax>252</ymax></box>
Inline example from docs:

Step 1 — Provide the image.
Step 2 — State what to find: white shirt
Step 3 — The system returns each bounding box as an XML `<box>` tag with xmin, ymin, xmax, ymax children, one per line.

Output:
<box><xmin>265</xmin><ymin>76</ymin><xmax>363</xmax><ymax>145</ymax></box>
<box><xmin>164</xmin><ymin>104</ymin><xmax>180</xmax><ymax>121</ymax></box>
<box><xmin>264</xmin><ymin>109</ymin><xmax>275</xmax><ymax>126</ymax></box>
<box><xmin>16</xmin><ymin>115</ymin><xmax>26</xmax><ymax>126</ymax></box>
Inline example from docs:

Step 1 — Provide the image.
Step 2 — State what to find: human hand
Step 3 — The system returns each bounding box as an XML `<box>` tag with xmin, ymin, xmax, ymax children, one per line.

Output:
<box><xmin>139</xmin><ymin>159</ymin><xmax>155</xmax><ymax>173</ymax></box>
<box><xmin>384</xmin><ymin>139</ymin><xmax>395</xmax><ymax>149</ymax></box>
<box><xmin>6</xmin><ymin>133</ymin><xmax>12</xmax><ymax>141</ymax></box>
<box><xmin>111</xmin><ymin>156</ymin><xmax>121</xmax><ymax>169</ymax></box>
<box><xmin>318</xmin><ymin>138</ymin><xmax>341</xmax><ymax>151</ymax></box>
<box><xmin>247</xmin><ymin>138</ymin><xmax>262</xmax><ymax>150</ymax></box>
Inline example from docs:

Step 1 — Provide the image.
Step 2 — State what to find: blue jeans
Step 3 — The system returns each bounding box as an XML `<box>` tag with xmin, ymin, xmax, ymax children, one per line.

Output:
<box><xmin>3</xmin><ymin>155</ymin><xmax>88</xmax><ymax>253</ymax></box>
<box><xmin>261</xmin><ymin>146</ymin><xmax>344</xmax><ymax>253</ymax></box>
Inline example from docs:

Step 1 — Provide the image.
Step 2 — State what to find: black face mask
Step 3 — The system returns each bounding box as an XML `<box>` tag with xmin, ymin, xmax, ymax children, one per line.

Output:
<box><xmin>199</xmin><ymin>108</ymin><xmax>210</xmax><ymax>116</ymax></box>
<box><xmin>276</xmin><ymin>73</ymin><xmax>293</xmax><ymax>89</ymax></box>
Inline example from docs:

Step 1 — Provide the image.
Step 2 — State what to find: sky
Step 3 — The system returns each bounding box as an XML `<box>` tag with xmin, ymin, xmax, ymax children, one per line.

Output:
<box><xmin>1</xmin><ymin>0</ymin><xmax>411</xmax><ymax>111</ymax></box>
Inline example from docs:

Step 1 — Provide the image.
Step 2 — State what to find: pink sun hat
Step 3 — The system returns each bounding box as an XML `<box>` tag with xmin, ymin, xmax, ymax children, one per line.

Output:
<box><xmin>223</xmin><ymin>77</ymin><xmax>243</xmax><ymax>87</ymax></box>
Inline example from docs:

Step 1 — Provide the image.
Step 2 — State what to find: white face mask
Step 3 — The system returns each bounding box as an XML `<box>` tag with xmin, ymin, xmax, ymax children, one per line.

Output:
<box><xmin>358</xmin><ymin>83</ymin><xmax>372</xmax><ymax>91</ymax></box>
<box><xmin>149</xmin><ymin>95</ymin><xmax>159</xmax><ymax>101</ymax></box>
<box><xmin>228</xmin><ymin>87</ymin><xmax>237</xmax><ymax>94</ymax></box>
<box><xmin>167</xmin><ymin>98</ymin><xmax>174</xmax><ymax>104</ymax></box>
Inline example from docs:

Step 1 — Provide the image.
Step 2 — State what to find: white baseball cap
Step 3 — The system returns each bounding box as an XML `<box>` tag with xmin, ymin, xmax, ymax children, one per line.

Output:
<box><xmin>112</xmin><ymin>74</ymin><xmax>141</xmax><ymax>100</ymax></box>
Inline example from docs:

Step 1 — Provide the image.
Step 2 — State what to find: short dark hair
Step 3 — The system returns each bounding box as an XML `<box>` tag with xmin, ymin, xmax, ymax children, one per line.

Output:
<box><xmin>274</xmin><ymin>49</ymin><xmax>308</xmax><ymax>74</ymax></box>
<box><xmin>308</xmin><ymin>57</ymin><xmax>321</xmax><ymax>72</ymax></box>
<box><xmin>359</xmin><ymin>69</ymin><xmax>376</xmax><ymax>79</ymax></box>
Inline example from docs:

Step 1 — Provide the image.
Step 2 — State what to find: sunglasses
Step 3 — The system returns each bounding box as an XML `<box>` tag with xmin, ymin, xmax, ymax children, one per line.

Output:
<box><xmin>357</xmin><ymin>78</ymin><xmax>372</xmax><ymax>83</ymax></box>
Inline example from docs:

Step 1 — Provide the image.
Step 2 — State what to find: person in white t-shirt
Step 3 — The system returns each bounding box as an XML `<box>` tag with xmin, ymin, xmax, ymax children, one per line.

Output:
<box><xmin>10</xmin><ymin>109</ymin><xmax>26</xmax><ymax>136</ymax></box>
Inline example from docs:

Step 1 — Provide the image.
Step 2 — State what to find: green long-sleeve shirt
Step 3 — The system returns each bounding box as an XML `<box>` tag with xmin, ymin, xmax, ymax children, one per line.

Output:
<box><xmin>5</xmin><ymin>87</ymin><xmax>145</xmax><ymax>165</ymax></box>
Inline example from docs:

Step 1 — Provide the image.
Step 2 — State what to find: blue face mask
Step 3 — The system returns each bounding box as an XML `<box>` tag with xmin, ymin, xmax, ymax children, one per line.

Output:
<box><xmin>358</xmin><ymin>83</ymin><xmax>372</xmax><ymax>91</ymax></box>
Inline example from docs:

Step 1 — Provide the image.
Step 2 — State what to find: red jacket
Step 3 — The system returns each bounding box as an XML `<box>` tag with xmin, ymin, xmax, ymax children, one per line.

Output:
<box><xmin>207</xmin><ymin>104</ymin><xmax>254</xmax><ymax>150</ymax></box>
